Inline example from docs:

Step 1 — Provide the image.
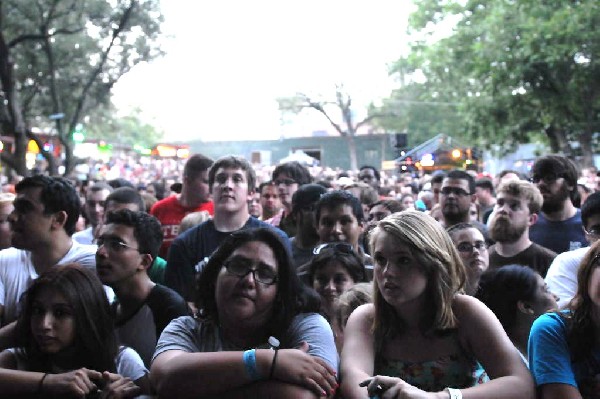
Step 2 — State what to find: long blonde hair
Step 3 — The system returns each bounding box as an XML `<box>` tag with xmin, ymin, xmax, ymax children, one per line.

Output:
<box><xmin>369</xmin><ymin>210</ymin><xmax>466</xmax><ymax>347</ymax></box>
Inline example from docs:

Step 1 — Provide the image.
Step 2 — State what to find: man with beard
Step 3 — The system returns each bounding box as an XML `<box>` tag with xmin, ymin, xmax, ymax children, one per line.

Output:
<box><xmin>488</xmin><ymin>180</ymin><xmax>557</xmax><ymax>277</ymax></box>
<box><xmin>529</xmin><ymin>155</ymin><xmax>586</xmax><ymax>254</ymax></box>
<box><xmin>440</xmin><ymin>170</ymin><xmax>489</xmax><ymax>238</ymax></box>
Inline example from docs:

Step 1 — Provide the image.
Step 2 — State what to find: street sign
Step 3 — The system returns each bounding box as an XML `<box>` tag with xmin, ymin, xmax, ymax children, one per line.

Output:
<box><xmin>49</xmin><ymin>113</ymin><xmax>65</xmax><ymax>120</ymax></box>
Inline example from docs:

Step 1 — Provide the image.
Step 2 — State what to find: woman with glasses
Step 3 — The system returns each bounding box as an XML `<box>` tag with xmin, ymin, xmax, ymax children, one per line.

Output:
<box><xmin>447</xmin><ymin>223</ymin><xmax>489</xmax><ymax>295</ymax></box>
<box><xmin>340</xmin><ymin>210</ymin><xmax>534</xmax><ymax>399</ymax></box>
<box><xmin>476</xmin><ymin>265</ymin><xmax>558</xmax><ymax>366</ymax></box>
<box><xmin>529</xmin><ymin>240</ymin><xmax>600</xmax><ymax>398</ymax></box>
<box><xmin>309</xmin><ymin>242</ymin><xmax>368</xmax><ymax>351</ymax></box>
<box><xmin>0</xmin><ymin>264</ymin><xmax>149</xmax><ymax>398</ymax></box>
<box><xmin>151</xmin><ymin>228</ymin><xmax>338</xmax><ymax>398</ymax></box>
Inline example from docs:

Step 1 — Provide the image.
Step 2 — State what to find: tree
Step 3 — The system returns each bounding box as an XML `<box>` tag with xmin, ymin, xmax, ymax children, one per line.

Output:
<box><xmin>383</xmin><ymin>0</ymin><xmax>600</xmax><ymax>166</ymax></box>
<box><xmin>86</xmin><ymin>106</ymin><xmax>164</xmax><ymax>148</ymax></box>
<box><xmin>277</xmin><ymin>86</ymin><xmax>386</xmax><ymax>171</ymax></box>
<box><xmin>0</xmin><ymin>0</ymin><xmax>164</xmax><ymax>175</ymax></box>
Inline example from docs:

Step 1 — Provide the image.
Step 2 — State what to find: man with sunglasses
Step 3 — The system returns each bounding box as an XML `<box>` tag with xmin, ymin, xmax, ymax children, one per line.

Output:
<box><xmin>440</xmin><ymin>170</ymin><xmax>489</xmax><ymax>239</ymax></box>
<box><xmin>529</xmin><ymin>155</ymin><xmax>586</xmax><ymax>254</ymax></box>
<box><xmin>487</xmin><ymin>180</ymin><xmax>557</xmax><ymax>277</ymax></box>
<box><xmin>96</xmin><ymin>209</ymin><xmax>189</xmax><ymax>367</ymax></box>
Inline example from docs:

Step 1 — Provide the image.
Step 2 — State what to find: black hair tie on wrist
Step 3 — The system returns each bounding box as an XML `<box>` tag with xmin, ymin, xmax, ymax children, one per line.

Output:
<box><xmin>268</xmin><ymin>336</ymin><xmax>280</xmax><ymax>380</ymax></box>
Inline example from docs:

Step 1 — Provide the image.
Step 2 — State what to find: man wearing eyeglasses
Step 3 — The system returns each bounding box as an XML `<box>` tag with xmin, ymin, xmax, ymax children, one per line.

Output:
<box><xmin>96</xmin><ymin>209</ymin><xmax>189</xmax><ymax>367</ymax></box>
<box><xmin>487</xmin><ymin>180</ymin><xmax>557</xmax><ymax>277</ymax></box>
<box><xmin>529</xmin><ymin>155</ymin><xmax>587</xmax><ymax>254</ymax></box>
<box><xmin>545</xmin><ymin>192</ymin><xmax>600</xmax><ymax>307</ymax></box>
<box><xmin>440</xmin><ymin>170</ymin><xmax>489</xmax><ymax>239</ymax></box>
<box><xmin>267</xmin><ymin>161</ymin><xmax>313</xmax><ymax>237</ymax></box>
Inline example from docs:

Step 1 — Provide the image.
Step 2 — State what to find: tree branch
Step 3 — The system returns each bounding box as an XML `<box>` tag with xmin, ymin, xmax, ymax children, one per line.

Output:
<box><xmin>69</xmin><ymin>0</ymin><xmax>137</xmax><ymax>134</ymax></box>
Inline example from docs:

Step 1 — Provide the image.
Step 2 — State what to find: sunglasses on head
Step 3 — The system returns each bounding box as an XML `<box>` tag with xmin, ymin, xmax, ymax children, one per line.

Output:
<box><xmin>313</xmin><ymin>242</ymin><xmax>354</xmax><ymax>255</ymax></box>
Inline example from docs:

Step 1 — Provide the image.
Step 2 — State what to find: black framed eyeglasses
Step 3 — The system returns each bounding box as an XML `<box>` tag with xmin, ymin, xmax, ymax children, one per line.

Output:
<box><xmin>584</xmin><ymin>227</ymin><xmax>600</xmax><ymax>238</ymax></box>
<box><xmin>530</xmin><ymin>173</ymin><xmax>563</xmax><ymax>184</ymax></box>
<box><xmin>440</xmin><ymin>187</ymin><xmax>470</xmax><ymax>197</ymax></box>
<box><xmin>223</xmin><ymin>258</ymin><xmax>278</xmax><ymax>285</ymax></box>
<box><xmin>97</xmin><ymin>237</ymin><xmax>141</xmax><ymax>253</ymax></box>
<box><xmin>274</xmin><ymin>178</ymin><xmax>296</xmax><ymax>186</ymax></box>
<box><xmin>456</xmin><ymin>241</ymin><xmax>488</xmax><ymax>253</ymax></box>
<box><xmin>313</xmin><ymin>242</ymin><xmax>354</xmax><ymax>255</ymax></box>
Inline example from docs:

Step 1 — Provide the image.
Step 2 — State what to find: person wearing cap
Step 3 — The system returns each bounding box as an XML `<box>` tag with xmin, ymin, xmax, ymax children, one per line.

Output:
<box><xmin>529</xmin><ymin>155</ymin><xmax>587</xmax><ymax>254</ymax></box>
<box><xmin>289</xmin><ymin>184</ymin><xmax>327</xmax><ymax>268</ymax></box>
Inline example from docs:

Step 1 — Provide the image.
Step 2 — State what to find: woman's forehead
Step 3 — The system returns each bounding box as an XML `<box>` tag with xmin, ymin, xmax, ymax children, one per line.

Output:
<box><xmin>229</xmin><ymin>241</ymin><xmax>278</xmax><ymax>269</ymax></box>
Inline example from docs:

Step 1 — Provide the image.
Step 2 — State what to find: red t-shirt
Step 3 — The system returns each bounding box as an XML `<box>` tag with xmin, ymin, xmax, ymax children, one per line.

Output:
<box><xmin>150</xmin><ymin>195</ymin><xmax>214</xmax><ymax>258</ymax></box>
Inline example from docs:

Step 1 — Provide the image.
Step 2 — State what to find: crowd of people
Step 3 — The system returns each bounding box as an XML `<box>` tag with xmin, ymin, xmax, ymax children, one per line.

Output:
<box><xmin>0</xmin><ymin>151</ymin><xmax>598</xmax><ymax>398</ymax></box>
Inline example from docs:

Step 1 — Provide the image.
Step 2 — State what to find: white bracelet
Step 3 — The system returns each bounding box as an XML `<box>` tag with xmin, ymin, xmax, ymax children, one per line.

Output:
<box><xmin>446</xmin><ymin>387</ymin><xmax>462</xmax><ymax>399</ymax></box>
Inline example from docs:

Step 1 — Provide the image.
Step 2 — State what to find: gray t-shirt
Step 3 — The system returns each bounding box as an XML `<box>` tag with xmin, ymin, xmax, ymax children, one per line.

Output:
<box><xmin>153</xmin><ymin>312</ymin><xmax>338</xmax><ymax>372</ymax></box>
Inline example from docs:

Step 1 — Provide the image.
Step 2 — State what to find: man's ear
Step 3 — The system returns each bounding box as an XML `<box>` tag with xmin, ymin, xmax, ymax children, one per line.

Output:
<box><xmin>517</xmin><ymin>300</ymin><xmax>535</xmax><ymax>315</ymax></box>
<box><xmin>51</xmin><ymin>211</ymin><xmax>68</xmax><ymax>230</ymax></box>
<box><xmin>528</xmin><ymin>212</ymin><xmax>538</xmax><ymax>227</ymax></box>
<box><xmin>139</xmin><ymin>253</ymin><xmax>154</xmax><ymax>271</ymax></box>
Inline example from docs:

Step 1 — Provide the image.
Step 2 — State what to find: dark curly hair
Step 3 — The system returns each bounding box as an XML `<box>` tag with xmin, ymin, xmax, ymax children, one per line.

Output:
<box><xmin>105</xmin><ymin>209</ymin><xmax>163</xmax><ymax>260</ymax></box>
<box><xmin>195</xmin><ymin>228</ymin><xmax>320</xmax><ymax>342</ymax></box>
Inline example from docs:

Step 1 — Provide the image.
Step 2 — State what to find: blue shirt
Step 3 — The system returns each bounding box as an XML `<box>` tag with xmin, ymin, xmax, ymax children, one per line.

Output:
<box><xmin>529</xmin><ymin>312</ymin><xmax>600</xmax><ymax>398</ymax></box>
<box><xmin>529</xmin><ymin>209</ymin><xmax>587</xmax><ymax>254</ymax></box>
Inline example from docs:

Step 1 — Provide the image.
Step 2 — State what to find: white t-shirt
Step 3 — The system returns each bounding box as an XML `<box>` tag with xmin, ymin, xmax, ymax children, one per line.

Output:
<box><xmin>0</xmin><ymin>241</ymin><xmax>97</xmax><ymax>325</ymax></box>
<box><xmin>72</xmin><ymin>226</ymin><xmax>94</xmax><ymax>245</ymax></box>
<box><xmin>545</xmin><ymin>246</ymin><xmax>589</xmax><ymax>308</ymax></box>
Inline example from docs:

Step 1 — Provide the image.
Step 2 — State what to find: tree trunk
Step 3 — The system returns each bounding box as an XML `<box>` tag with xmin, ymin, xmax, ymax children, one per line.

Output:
<box><xmin>579</xmin><ymin>129</ymin><xmax>594</xmax><ymax>169</ymax></box>
<box><xmin>545</xmin><ymin>125</ymin><xmax>571</xmax><ymax>155</ymax></box>
<box><xmin>346</xmin><ymin>135</ymin><xmax>358</xmax><ymax>171</ymax></box>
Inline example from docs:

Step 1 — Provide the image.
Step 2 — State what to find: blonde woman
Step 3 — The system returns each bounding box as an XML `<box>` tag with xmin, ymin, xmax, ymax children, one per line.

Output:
<box><xmin>340</xmin><ymin>210</ymin><xmax>534</xmax><ymax>399</ymax></box>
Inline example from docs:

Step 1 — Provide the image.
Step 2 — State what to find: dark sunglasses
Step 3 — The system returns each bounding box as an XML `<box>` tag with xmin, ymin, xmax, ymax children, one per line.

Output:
<box><xmin>530</xmin><ymin>173</ymin><xmax>563</xmax><ymax>184</ymax></box>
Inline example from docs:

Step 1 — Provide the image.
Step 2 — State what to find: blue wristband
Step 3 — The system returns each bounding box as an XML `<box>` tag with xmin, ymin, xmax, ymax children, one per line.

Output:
<box><xmin>243</xmin><ymin>349</ymin><xmax>261</xmax><ymax>381</ymax></box>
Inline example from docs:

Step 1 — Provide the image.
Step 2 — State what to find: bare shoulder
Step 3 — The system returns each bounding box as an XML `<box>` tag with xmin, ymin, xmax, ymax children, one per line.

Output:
<box><xmin>452</xmin><ymin>294</ymin><xmax>491</xmax><ymax>323</ymax></box>
<box><xmin>346</xmin><ymin>303</ymin><xmax>375</xmax><ymax>328</ymax></box>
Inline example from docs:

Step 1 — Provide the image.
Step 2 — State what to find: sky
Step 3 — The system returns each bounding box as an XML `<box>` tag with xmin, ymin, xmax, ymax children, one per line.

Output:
<box><xmin>112</xmin><ymin>1</ymin><xmax>415</xmax><ymax>142</ymax></box>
